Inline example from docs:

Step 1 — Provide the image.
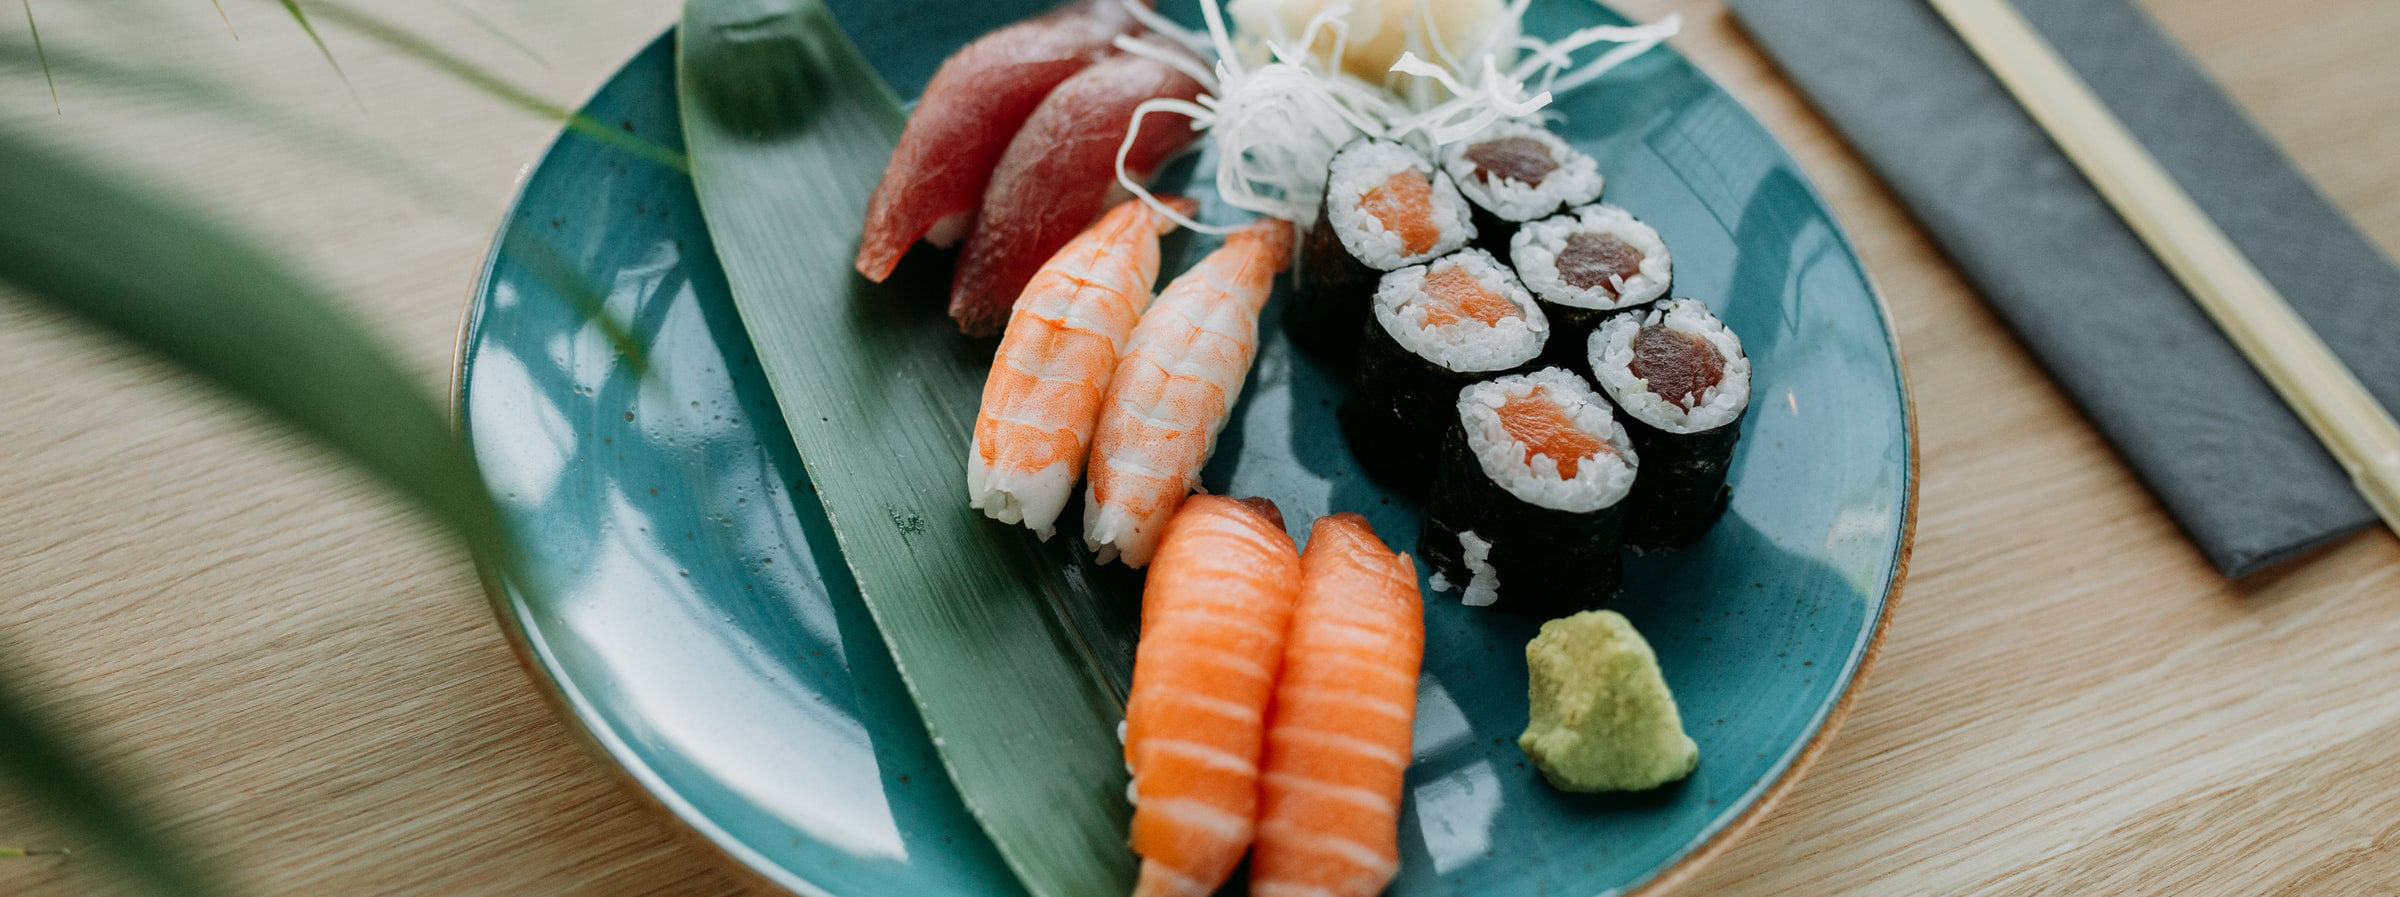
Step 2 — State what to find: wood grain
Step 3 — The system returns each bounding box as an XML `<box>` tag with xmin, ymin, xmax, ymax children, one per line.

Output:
<box><xmin>0</xmin><ymin>0</ymin><xmax>2393</xmax><ymax>895</ymax></box>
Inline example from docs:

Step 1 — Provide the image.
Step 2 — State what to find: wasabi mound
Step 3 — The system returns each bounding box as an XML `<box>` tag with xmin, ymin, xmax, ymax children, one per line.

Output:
<box><xmin>1518</xmin><ymin>610</ymin><xmax>1697</xmax><ymax>792</ymax></box>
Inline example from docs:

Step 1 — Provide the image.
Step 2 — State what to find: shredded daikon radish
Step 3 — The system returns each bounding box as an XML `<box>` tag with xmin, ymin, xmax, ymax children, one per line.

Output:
<box><xmin>1114</xmin><ymin>0</ymin><xmax>1397</xmax><ymax>230</ymax></box>
<box><xmin>1113</xmin><ymin>0</ymin><xmax>1678</xmax><ymax>229</ymax></box>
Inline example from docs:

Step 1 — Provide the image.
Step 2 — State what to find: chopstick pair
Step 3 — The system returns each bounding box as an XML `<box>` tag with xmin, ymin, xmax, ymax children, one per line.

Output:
<box><xmin>1925</xmin><ymin>0</ymin><xmax>2400</xmax><ymax>540</ymax></box>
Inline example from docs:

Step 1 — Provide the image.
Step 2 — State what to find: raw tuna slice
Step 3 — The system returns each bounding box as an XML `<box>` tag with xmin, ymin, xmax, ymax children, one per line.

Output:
<box><xmin>949</xmin><ymin>51</ymin><xmax>1206</xmax><ymax>336</ymax></box>
<box><xmin>852</xmin><ymin>0</ymin><xmax>1139</xmax><ymax>283</ymax></box>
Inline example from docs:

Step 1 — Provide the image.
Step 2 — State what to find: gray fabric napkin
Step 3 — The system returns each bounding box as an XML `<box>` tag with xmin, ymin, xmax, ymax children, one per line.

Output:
<box><xmin>1725</xmin><ymin>0</ymin><xmax>2400</xmax><ymax>575</ymax></box>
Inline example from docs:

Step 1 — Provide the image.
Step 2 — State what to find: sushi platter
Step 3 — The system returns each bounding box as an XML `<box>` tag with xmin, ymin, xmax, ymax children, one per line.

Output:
<box><xmin>454</xmin><ymin>0</ymin><xmax>1914</xmax><ymax>895</ymax></box>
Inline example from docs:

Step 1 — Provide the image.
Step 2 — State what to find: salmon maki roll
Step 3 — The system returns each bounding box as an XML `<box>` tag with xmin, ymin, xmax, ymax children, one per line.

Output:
<box><xmin>950</xmin><ymin>50</ymin><xmax>1208</xmax><ymax>336</ymax></box>
<box><xmin>1253</xmin><ymin>513</ymin><xmax>1423</xmax><ymax>897</ymax></box>
<box><xmin>1289</xmin><ymin>138</ymin><xmax>1476</xmax><ymax>364</ymax></box>
<box><xmin>967</xmin><ymin>197</ymin><xmax>1194</xmax><ymax>538</ymax></box>
<box><xmin>1125</xmin><ymin>495</ymin><xmax>1304</xmax><ymax>897</ymax></box>
<box><xmin>853</xmin><ymin>0</ymin><xmax>1138</xmax><ymax>282</ymax></box>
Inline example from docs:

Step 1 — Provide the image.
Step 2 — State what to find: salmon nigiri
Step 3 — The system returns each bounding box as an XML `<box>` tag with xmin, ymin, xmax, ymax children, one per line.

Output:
<box><xmin>950</xmin><ymin>51</ymin><xmax>1207</xmax><ymax>336</ymax></box>
<box><xmin>852</xmin><ymin>0</ymin><xmax>1138</xmax><ymax>282</ymax></box>
<box><xmin>1125</xmin><ymin>495</ymin><xmax>1303</xmax><ymax>897</ymax></box>
<box><xmin>1084</xmin><ymin>217</ymin><xmax>1296</xmax><ymax>568</ymax></box>
<box><xmin>1253</xmin><ymin>513</ymin><xmax>1424</xmax><ymax>897</ymax></box>
<box><xmin>968</xmin><ymin>196</ymin><xmax>1195</xmax><ymax>538</ymax></box>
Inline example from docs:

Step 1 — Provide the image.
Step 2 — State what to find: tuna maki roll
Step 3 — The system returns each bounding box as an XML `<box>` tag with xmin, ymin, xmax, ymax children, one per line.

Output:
<box><xmin>1589</xmin><ymin>298</ymin><xmax>1751</xmax><ymax>550</ymax></box>
<box><xmin>1341</xmin><ymin>248</ymin><xmax>1548</xmax><ymax>487</ymax></box>
<box><xmin>1290</xmin><ymin>138</ymin><xmax>1476</xmax><ymax>363</ymax></box>
<box><xmin>1510</xmin><ymin>203</ymin><xmax>1671</xmax><ymax>371</ymax></box>
<box><xmin>1422</xmin><ymin>367</ymin><xmax>1638</xmax><ymax>618</ymax></box>
<box><xmin>1439</xmin><ymin>120</ymin><xmax>1604</xmax><ymax>250</ymax></box>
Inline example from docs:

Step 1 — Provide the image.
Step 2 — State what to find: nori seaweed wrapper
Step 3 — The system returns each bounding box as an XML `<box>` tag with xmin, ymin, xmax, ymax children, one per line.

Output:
<box><xmin>1467</xmin><ymin>205</ymin><xmax>1528</xmax><ymax>258</ymax></box>
<box><xmin>1532</xmin><ymin>301</ymin><xmax>1654</xmax><ymax>378</ymax></box>
<box><xmin>1287</xmin><ymin>200</ymin><xmax>1382</xmax><ymax>365</ymax></box>
<box><xmin>1338</xmin><ymin>316</ymin><xmax>1509</xmax><ymax>491</ymax></box>
<box><xmin>1618</xmin><ymin>410</ymin><xmax>1742</xmax><ymax>550</ymax></box>
<box><xmin>1344</xmin><ymin>287</ymin><xmax>1545</xmax><ymax>491</ymax></box>
<box><xmin>1420</xmin><ymin>428</ymin><xmax>1627</xmax><ymax>619</ymax></box>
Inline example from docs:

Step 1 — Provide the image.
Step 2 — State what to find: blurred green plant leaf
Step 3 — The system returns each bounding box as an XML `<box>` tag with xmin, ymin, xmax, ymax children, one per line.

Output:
<box><xmin>20</xmin><ymin>0</ymin><xmax>56</xmax><ymax>111</ymax></box>
<box><xmin>306</xmin><ymin>2</ymin><xmax>686</xmax><ymax>172</ymax></box>
<box><xmin>0</xmin><ymin>125</ymin><xmax>512</xmax><ymax>567</ymax></box>
<box><xmin>272</xmin><ymin>0</ymin><xmax>357</xmax><ymax>101</ymax></box>
<box><xmin>0</xmin><ymin>650</ymin><xmax>223</xmax><ymax>897</ymax></box>
<box><xmin>433</xmin><ymin>0</ymin><xmax>546</xmax><ymax>65</ymax></box>
<box><xmin>0</xmin><ymin>38</ymin><xmax>477</xmax><ymax>212</ymax></box>
<box><xmin>0</xmin><ymin>119</ymin><xmax>519</xmax><ymax>895</ymax></box>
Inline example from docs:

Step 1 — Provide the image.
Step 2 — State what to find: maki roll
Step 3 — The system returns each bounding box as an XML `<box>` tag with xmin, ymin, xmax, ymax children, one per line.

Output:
<box><xmin>1510</xmin><ymin>203</ymin><xmax>1671</xmax><ymax>371</ymax></box>
<box><xmin>1290</xmin><ymin>138</ymin><xmax>1476</xmax><ymax>363</ymax></box>
<box><xmin>1422</xmin><ymin>367</ymin><xmax>1638</xmax><ymax>618</ymax></box>
<box><xmin>1589</xmin><ymin>298</ymin><xmax>1751</xmax><ymax>550</ymax></box>
<box><xmin>1341</xmin><ymin>248</ymin><xmax>1548</xmax><ymax>487</ymax></box>
<box><xmin>1439</xmin><ymin>120</ymin><xmax>1604</xmax><ymax>250</ymax></box>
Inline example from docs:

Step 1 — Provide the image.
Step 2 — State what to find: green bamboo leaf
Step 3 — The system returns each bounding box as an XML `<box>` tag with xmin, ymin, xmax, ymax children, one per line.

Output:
<box><xmin>0</xmin><ymin>652</ymin><xmax>223</xmax><ymax>897</ymax></box>
<box><xmin>676</xmin><ymin>2</ymin><xmax>1141</xmax><ymax>896</ymax></box>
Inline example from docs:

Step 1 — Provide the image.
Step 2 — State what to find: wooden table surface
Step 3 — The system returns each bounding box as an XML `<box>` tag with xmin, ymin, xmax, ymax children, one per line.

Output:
<box><xmin>3</xmin><ymin>0</ymin><xmax>2395</xmax><ymax>894</ymax></box>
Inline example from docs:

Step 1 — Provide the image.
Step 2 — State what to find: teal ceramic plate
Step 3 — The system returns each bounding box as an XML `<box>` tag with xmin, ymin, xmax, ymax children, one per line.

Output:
<box><xmin>456</xmin><ymin>3</ymin><xmax>1913</xmax><ymax>895</ymax></box>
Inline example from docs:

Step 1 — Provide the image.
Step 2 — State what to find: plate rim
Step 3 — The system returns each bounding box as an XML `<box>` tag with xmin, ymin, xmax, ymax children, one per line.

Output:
<box><xmin>448</xmin><ymin>21</ymin><xmax>1918</xmax><ymax>897</ymax></box>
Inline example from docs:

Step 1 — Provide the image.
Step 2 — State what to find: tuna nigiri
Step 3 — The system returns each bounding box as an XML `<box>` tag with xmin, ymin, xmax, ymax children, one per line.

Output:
<box><xmin>967</xmin><ymin>197</ymin><xmax>1195</xmax><ymax>538</ymax></box>
<box><xmin>950</xmin><ymin>51</ymin><xmax>1207</xmax><ymax>336</ymax></box>
<box><xmin>1125</xmin><ymin>495</ymin><xmax>1303</xmax><ymax>897</ymax></box>
<box><xmin>1085</xmin><ymin>217</ymin><xmax>1296</xmax><ymax>567</ymax></box>
<box><xmin>853</xmin><ymin>0</ymin><xmax>1138</xmax><ymax>283</ymax></box>
<box><xmin>1253</xmin><ymin>513</ymin><xmax>1424</xmax><ymax>897</ymax></box>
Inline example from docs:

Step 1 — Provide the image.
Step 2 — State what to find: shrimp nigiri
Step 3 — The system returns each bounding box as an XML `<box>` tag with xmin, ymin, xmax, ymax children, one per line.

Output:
<box><xmin>967</xmin><ymin>197</ymin><xmax>1195</xmax><ymax>538</ymax></box>
<box><xmin>1085</xmin><ymin>217</ymin><xmax>1296</xmax><ymax>567</ymax></box>
<box><xmin>1253</xmin><ymin>513</ymin><xmax>1424</xmax><ymax>897</ymax></box>
<box><xmin>949</xmin><ymin>50</ymin><xmax>1207</xmax><ymax>336</ymax></box>
<box><xmin>1125</xmin><ymin>495</ymin><xmax>1303</xmax><ymax>897</ymax></box>
<box><xmin>853</xmin><ymin>0</ymin><xmax>1138</xmax><ymax>282</ymax></box>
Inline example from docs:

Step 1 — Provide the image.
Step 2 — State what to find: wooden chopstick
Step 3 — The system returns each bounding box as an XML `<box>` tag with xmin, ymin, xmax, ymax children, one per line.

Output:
<box><xmin>1925</xmin><ymin>0</ymin><xmax>2400</xmax><ymax>541</ymax></box>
